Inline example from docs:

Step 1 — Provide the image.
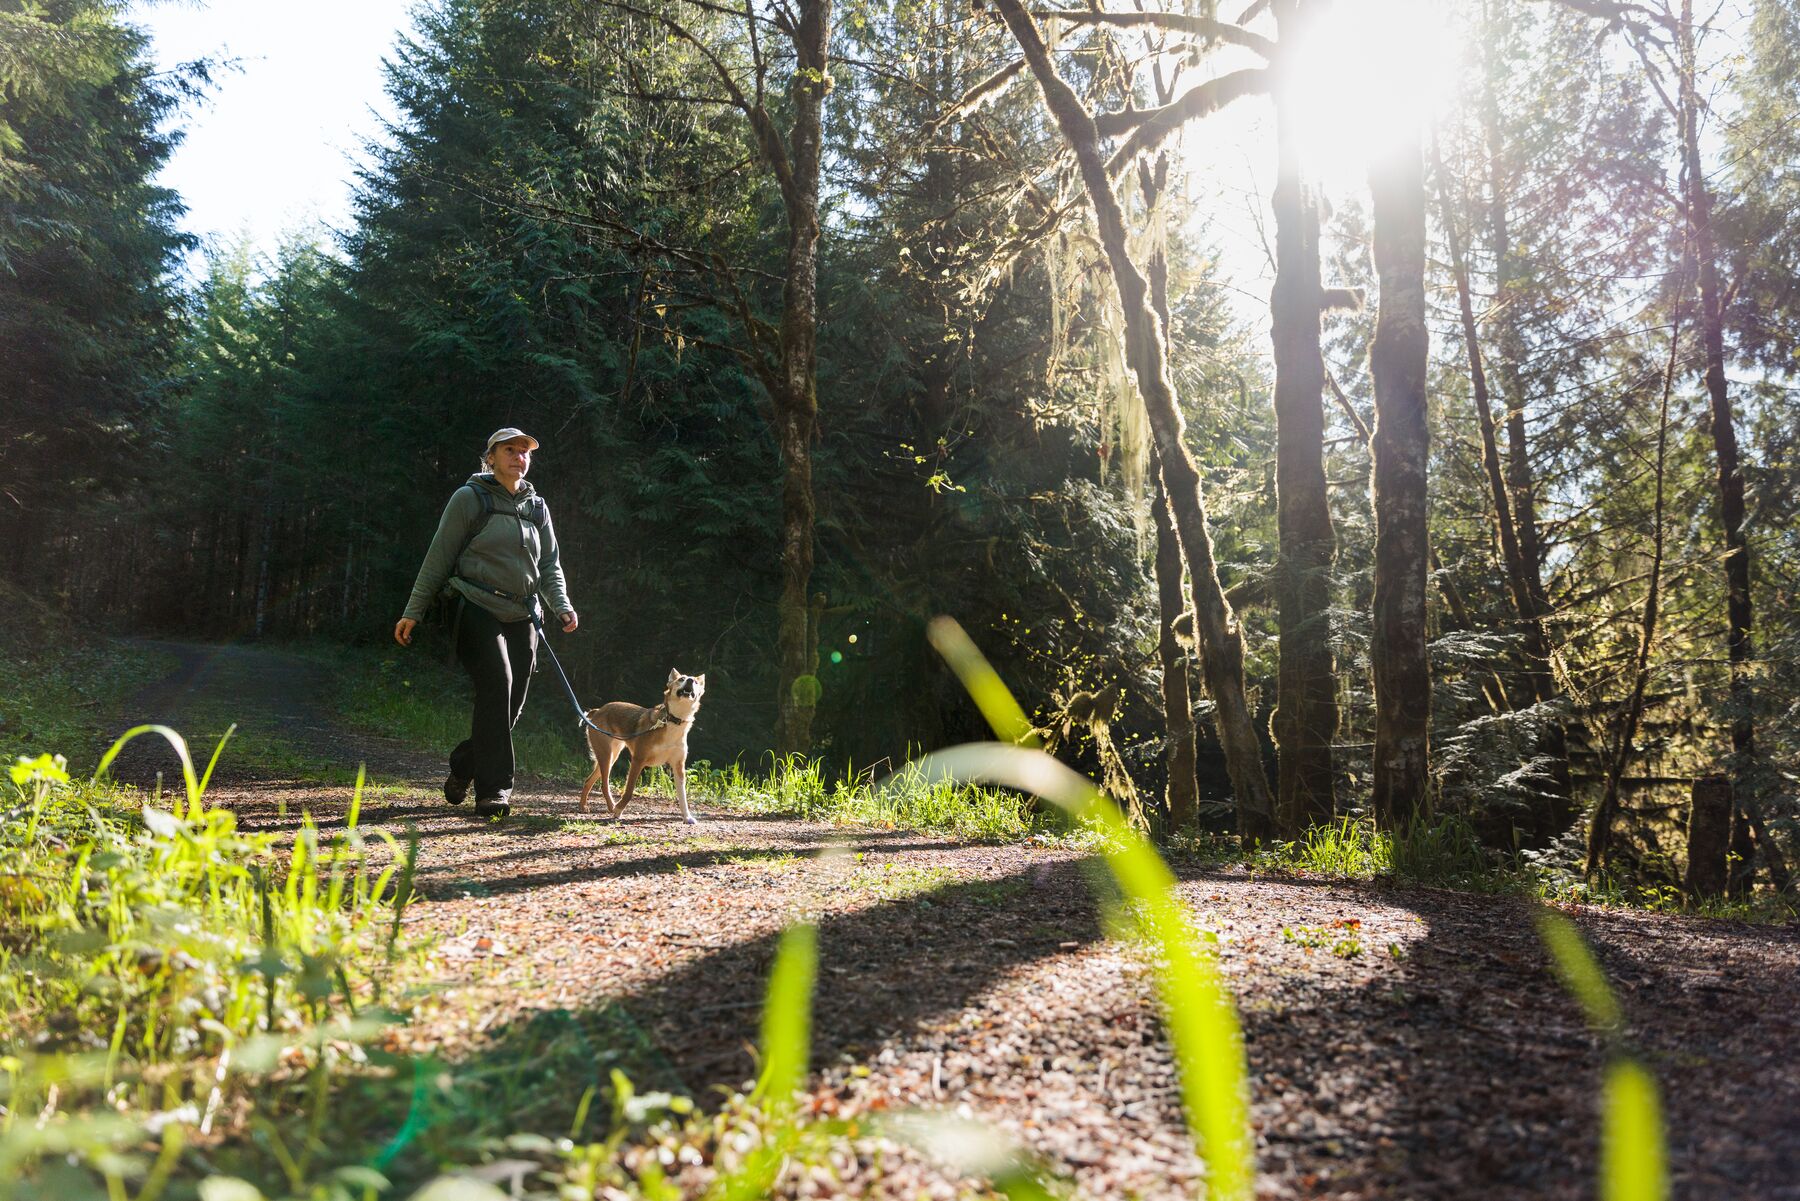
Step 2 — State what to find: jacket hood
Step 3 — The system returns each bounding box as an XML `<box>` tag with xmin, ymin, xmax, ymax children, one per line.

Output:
<box><xmin>466</xmin><ymin>472</ymin><xmax>537</xmax><ymax>502</ymax></box>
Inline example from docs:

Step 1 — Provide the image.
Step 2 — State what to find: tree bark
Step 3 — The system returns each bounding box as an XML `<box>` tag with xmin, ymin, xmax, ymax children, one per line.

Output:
<box><xmin>1684</xmin><ymin>774</ymin><xmax>1732</xmax><ymax>898</ymax></box>
<box><xmin>1151</xmin><ymin>475</ymin><xmax>1201</xmax><ymax>830</ymax></box>
<box><xmin>769</xmin><ymin>0</ymin><xmax>832</xmax><ymax>757</ymax></box>
<box><xmin>1677</xmin><ymin>0</ymin><xmax>1751</xmax><ymax>809</ymax></box>
<box><xmin>1367</xmin><ymin>129</ymin><xmax>1431</xmax><ymax>830</ymax></box>
<box><xmin>1267</xmin><ymin>0</ymin><xmax>1337</xmax><ymax>837</ymax></box>
<box><xmin>1139</xmin><ymin>150</ymin><xmax>1202</xmax><ymax>832</ymax></box>
<box><xmin>993</xmin><ymin>0</ymin><xmax>1276</xmax><ymax>840</ymax></box>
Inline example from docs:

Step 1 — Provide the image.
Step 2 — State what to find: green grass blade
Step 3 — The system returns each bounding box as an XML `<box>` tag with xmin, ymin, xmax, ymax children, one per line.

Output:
<box><xmin>198</xmin><ymin>723</ymin><xmax>238</xmax><ymax>806</ymax></box>
<box><xmin>907</xmin><ymin>743</ymin><xmax>1252</xmax><ymax>1201</ymax></box>
<box><xmin>753</xmin><ymin>921</ymin><xmax>817</xmax><ymax>1113</ymax></box>
<box><xmin>926</xmin><ymin>617</ymin><xmax>1038</xmax><ymax>747</ymax></box>
<box><xmin>1536</xmin><ymin>912</ymin><xmax>1624</xmax><ymax>1033</ymax></box>
<box><xmin>92</xmin><ymin>724</ymin><xmax>201</xmax><ymax>815</ymax></box>
<box><xmin>1537</xmin><ymin>912</ymin><xmax>1667</xmax><ymax>1201</ymax></box>
<box><xmin>1601</xmin><ymin>1059</ymin><xmax>1667</xmax><ymax>1201</ymax></box>
<box><xmin>348</xmin><ymin>763</ymin><xmax>366</xmax><ymax>831</ymax></box>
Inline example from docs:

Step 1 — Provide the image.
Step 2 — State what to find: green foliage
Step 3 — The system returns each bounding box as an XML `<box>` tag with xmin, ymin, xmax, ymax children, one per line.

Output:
<box><xmin>0</xmin><ymin>0</ymin><xmax>192</xmax><ymax>538</ymax></box>
<box><xmin>0</xmin><ymin>729</ymin><xmax>418</xmax><ymax>1198</ymax></box>
<box><xmin>694</xmin><ymin>754</ymin><xmax>1042</xmax><ymax>841</ymax></box>
<box><xmin>1253</xmin><ymin>814</ymin><xmax>1497</xmax><ymax>887</ymax></box>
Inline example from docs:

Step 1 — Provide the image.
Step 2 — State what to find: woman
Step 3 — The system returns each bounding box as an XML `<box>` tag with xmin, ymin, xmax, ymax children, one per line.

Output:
<box><xmin>394</xmin><ymin>427</ymin><xmax>579</xmax><ymax>817</ymax></box>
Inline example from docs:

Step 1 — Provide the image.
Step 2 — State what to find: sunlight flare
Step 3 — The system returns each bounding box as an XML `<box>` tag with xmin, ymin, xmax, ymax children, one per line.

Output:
<box><xmin>1286</xmin><ymin>0</ymin><xmax>1459</xmax><ymax>181</ymax></box>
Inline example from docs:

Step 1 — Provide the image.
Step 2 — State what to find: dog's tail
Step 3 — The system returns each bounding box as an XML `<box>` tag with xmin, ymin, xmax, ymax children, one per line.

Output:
<box><xmin>579</xmin><ymin>713</ymin><xmax>597</xmax><ymax>763</ymax></box>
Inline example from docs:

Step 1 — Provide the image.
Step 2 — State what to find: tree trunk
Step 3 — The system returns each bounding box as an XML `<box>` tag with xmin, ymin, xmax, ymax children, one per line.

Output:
<box><xmin>1367</xmin><ymin>129</ymin><xmax>1431</xmax><ymax>830</ymax></box>
<box><xmin>253</xmin><ymin>496</ymin><xmax>274</xmax><ymax>640</ymax></box>
<box><xmin>1269</xmin><ymin>0</ymin><xmax>1336</xmax><ymax>836</ymax></box>
<box><xmin>770</xmin><ymin>0</ymin><xmax>832</xmax><ymax>758</ymax></box>
<box><xmin>1152</xmin><ymin>470</ymin><xmax>1200</xmax><ymax>831</ymax></box>
<box><xmin>1685</xmin><ymin>774</ymin><xmax>1732</xmax><ymax>899</ymax></box>
<box><xmin>1669</xmin><ymin>1</ymin><xmax>1791</xmax><ymax>893</ymax></box>
<box><xmin>993</xmin><ymin>0</ymin><xmax>1276</xmax><ymax>841</ymax></box>
<box><xmin>1140</xmin><ymin>154</ymin><xmax>1201</xmax><ymax>832</ymax></box>
<box><xmin>1678</xmin><ymin>0</ymin><xmax>1754</xmax><ymax>828</ymax></box>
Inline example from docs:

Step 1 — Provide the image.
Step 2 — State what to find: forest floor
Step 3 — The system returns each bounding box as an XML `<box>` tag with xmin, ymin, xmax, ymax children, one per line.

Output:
<box><xmin>108</xmin><ymin>642</ymin><xmax>1800</xmax><ymax>1201</ymax></box>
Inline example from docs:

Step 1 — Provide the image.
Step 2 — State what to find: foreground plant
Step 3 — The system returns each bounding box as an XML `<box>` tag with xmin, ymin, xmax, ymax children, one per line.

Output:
<box><xmin>0</xmin><ymin>726</ymin><xmax>416</xmax><ymax>1198</ymax></box>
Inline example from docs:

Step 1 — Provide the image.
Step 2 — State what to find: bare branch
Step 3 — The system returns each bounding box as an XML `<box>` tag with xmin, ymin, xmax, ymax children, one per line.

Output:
<box><xmin>1101</xmin><ymin>67</ymin><xmax>1271</xmax><ymax>175</ymax></box>
<box><xmin>1032</xmin><ymin>8</ymin><xmax>1275</xmax><ymax>58</ymax></box>
<box><xmin>1540</xmin><ymin>0</ymin><xmax>1675</xmax><ymax>33</ymax></box>
<box><xmin>924</xmin><ymin>57</ymin><xmax>1027</xmax><ymax>137</ymax></box>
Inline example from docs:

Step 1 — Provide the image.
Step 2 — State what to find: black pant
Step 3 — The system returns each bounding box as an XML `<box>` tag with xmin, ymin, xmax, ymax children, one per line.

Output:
<box><xmin>449</xmin><ymin>600</ymin><xmax>537</xmax><ymax>798</ymax></box>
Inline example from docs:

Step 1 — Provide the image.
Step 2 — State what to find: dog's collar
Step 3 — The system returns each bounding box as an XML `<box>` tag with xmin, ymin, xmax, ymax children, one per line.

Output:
<box><xmin>654</xmin><ymin>703</ymin><xmax>694</xmax><ymax>727</ymax></box>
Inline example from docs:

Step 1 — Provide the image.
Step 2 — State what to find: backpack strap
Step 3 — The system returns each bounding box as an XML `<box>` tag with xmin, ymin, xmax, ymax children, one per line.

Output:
<box><xmin>453</xmin><ymin>484</ymin><xmax>547</xmax><ymax>564</ymax></box>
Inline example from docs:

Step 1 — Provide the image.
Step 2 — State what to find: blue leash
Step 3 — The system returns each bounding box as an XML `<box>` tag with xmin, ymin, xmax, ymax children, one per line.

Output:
<box><xmin>526</xmin><ymin>606</ymin><xmax>610</xmax><ymax>735</ymax></box>
<box><xmin>453</xmin><ymin>578</ymin><xmax>670</xmax><ymax>741</ymax></box>
<box><xmin>527</xmin><ymin>606</ymin><xmax>677</xmax><ymax>741</ymax></box>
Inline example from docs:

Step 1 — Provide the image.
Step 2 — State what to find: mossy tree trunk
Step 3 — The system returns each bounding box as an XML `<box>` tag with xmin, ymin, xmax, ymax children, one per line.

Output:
<box><xmin>1367</xmin><ymin>129</ymin><xmax>1431</xmax><ymax>829</ymax></box>
<box><xmin>992</xmin><ymin>0</ymin><xmax>1276</xmax><ymax>839</ymax></box>
<box><xmin>1139</xmin><ymin>148</ymin><xmax>1202</xmax><ymax>832</ymax></box>
<box><xmin>1268</xmin><ymin>0</ymin><xmax>1337</xmax><ymax>837</ymax></box>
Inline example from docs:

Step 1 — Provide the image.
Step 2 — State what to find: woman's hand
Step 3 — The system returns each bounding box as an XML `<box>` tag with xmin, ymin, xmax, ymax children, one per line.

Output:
<box><xmin>395</xmin><ymin>617</ymin><xmax>417</xmax><ymax>646</ymax></box>
<box><xmin>561</xmin><ymin>610</ymin><xmax>579</xmax><ymax>633</ymax></box>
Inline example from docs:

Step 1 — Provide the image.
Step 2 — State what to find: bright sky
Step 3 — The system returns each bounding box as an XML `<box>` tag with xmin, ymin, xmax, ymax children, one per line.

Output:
<box><xmin>129</xmin><ymin>0</ymin><xmax>420</xmax><ymax>269</ymax></box>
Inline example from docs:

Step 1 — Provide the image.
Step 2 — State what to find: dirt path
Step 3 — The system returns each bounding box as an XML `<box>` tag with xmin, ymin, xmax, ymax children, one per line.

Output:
<box><xmin>109</xmin><ymin>643</ymin><xmax>1800</xmax><ymax>1200</ymax></box>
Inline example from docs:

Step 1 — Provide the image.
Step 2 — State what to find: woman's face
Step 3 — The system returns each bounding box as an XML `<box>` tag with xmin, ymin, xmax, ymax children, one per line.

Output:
<box><xmin>490</xmin><ymin>439</ymin><xmax>533</xmax><ymax>482</ymax></box>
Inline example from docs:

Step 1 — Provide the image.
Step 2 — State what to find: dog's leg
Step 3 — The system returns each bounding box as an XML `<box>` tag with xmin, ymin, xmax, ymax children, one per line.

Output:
<box><xmin>674</xmin><ymin>760</ymin><xmax>695</xmax><ymax>825</ymax></box>
<box><xmin>601</xmin><ymin>743</ymin><xmax>624</xmax><ymax>815</ymax></box>
<box><xmin>579</xmin><ymin>730</ymin><xmax>605</xmax><ymax>814</ymax></box>
<box><xmin>616</xmin><ymin>756</ymin><xmax>646</xmax><ymax>818</ymax></box>
<box><xmin>579</xmin><ymin>758</ymin><xmax>604</xmax><ymax>814</ymax></box>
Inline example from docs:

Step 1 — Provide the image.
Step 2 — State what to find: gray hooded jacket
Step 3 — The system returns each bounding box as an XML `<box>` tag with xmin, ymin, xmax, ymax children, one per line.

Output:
<box><xmin>402</xmin><ymin>474</ymin><xmax>574</xmax><ymax>624</ymax></box>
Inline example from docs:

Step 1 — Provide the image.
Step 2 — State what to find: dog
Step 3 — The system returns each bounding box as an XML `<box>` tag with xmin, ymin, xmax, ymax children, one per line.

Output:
<box><xmin>578</xmin><ymin>669</ymin><xmax>705</xmax><ymax>823</ymax></box>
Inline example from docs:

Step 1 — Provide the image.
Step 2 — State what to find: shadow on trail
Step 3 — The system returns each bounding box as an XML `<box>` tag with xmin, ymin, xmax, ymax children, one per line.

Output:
<box><xmin>482</xmin><ymin>854</ymin><xmax>1108</xmax><ymax>1093</ymax></box>
<box><xmin>413</xmin><ymin>855</ymin><xmax>1800</xmax><ymax>1200</ymax></box>
<box><xmin>411</xmin><ymin>835</ymin><xmax>963</xmax><ymax>885</ymax></box>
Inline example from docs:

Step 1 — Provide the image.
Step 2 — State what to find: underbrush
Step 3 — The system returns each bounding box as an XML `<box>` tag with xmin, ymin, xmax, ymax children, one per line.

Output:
<box><xmin>693</xmin><ymin>754</ymin><xmax>1044</xmax><ymax>842</ymax></box>
<box><xmin>0</xmin><ymin>728</ymin><xmax>427</xmax><ymax>1198</ymax></box>
<box><xmin>1222</xmin><ymin>813</ymin><xmax>1505</xmax><ymax>890</ymax></box>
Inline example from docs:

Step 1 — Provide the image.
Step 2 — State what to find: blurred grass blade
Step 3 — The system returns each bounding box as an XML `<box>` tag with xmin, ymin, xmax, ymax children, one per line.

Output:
<box><xmin>905</xmin><ymin>742</ymin><xmax>1252</xmax><ymax>1201</ymax></box>
<box><xmin>1536</xmin><ymin>912</ymin><xmax>1624</xmax><ymax>1033</ymax></box>
<box><xmin>754</xmin><ymin>921</ymin><xmax>817</xmax><ymax>1113</ymax></box>
<box><xmin>1602</xmin><ymin>1060</ymin><xmax>1667</xmax><ymax>1201</ymax></box>
<box><xmin>198</xmin><ymin>723</ymin><xmax>238</xmax><ymax>803</ymax></box>
<box><xmin>348</xmin><ymin>763</ymin><xmax>367</xmax><ymax>831</ymax></box>
<box><xmin>92</xmin><ymin>724</ymin><xmax>201</xmax><ymax>815</ymax></box>
<box><xmin>1537</xmin><ymin>912</ymin><xmax>1666</xmax><ymax>1201</ymax></box>
<box><xmin>884</xmin><ymin>1113</ymin><xmax>1065</xmax><ymax>1201</ymax></box>
<box><xmin>926</xmin><ymin>617</ymin><xmax>1038</xmax><ymax>747</ymax></box>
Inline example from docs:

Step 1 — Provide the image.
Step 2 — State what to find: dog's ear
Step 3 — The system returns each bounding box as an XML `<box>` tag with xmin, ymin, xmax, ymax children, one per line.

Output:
<box><xmin>667</xmin><ymin>668</ymin><xmax>680</xmax><ymax>685</ymax></box>
<box><xmin>694</xmin><ymin>674</ymin><xmax>706</xmax><ymax>691</ymax></box>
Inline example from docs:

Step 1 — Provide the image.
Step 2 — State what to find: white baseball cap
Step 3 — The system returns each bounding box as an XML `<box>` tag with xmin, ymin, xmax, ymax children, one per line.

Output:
<box><xmin>484</xmin><ymin>427</ymin><xmax>540</xmax><ymax>454</ymax></box>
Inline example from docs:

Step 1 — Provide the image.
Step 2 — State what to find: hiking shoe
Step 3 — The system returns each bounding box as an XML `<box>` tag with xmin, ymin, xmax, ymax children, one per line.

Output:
<box><xmin>444</xmin><ymin>773</ymin><xmax>471</xmax><ymax>805</ymax></box>
<box><xmin>473</xmin><ymin>793</ymin><xmax>511</xmax><ymax>819</ymax></box>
